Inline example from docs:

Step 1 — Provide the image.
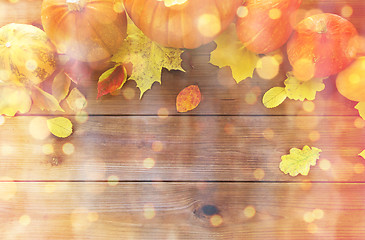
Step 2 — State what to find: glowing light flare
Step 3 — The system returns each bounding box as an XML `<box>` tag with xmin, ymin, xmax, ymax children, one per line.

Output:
<box><xmin>319</xmin><ymin>159</ymin><xmax>331</xmax><ymax>171</ymax></box>
<box><xmin>0</xmin><ymin>115</ymin><xmax>4</xmax><ymax>125</ymax></box>
<box><xmin>62</xmin><ymin>142</ymin><xmax>75</xmax><ymax>155</ymax></box>
<box><xmin>269</xmin><ymin>8</ymin><xmax>281</xmax><ymax>20</ymax></box>
<box><xmin>87</xmin><ymin>212</ymin><xmax>99</xmax><ymax>222</ymax></box>
<box><xmin>341</xmin><ymin>5</ymin><xmax>353</xmax><ymax>18</ymax></box>
<box><xmin>293</xmin><ymin>58</ymin><xmax>315</xmax><ymax>81</ymax></box>
<box><xmin>312</xmin><ymin>209</ymin><xmax>324</xmax><ymax>220</ymax></box>
<box><xmin>308</xmin><ymin>131</ymin><xmax>320</xmax><ymax>142</ymax></box>
<box><xmin>302</xmin><ymin>101</ymin><xmax>315</xmax><ymax>113</ymax></box>
<box><xmin>75</xmin><ymin>111</ymin><xmax>89</xmax><ymax>124</ymax></box>
<box><xmin>107</xmin><ymin>175</ymin><xmax>119</xmax><ymax>186</ymax></box>
<box><xmin>243</xmin><ymin>206</ymin><xmax>256</xmax><ymax>218</ymax></box>
<box><xmin>158</xmin><ymin>108</ymin><xmax>169</xmax><ymax>119</ymax></box>
<box><xmin>354</xmin><ymin>118</ymin><xmax>365</xmax><ymax>128</ymax></box>
<box><xmin>245</xmin><ymin>92</ymin><xmax>257</xmax><ymax>105</ymax></box>
<box><xmin>256</xmin><ymin>56</ymin><xmax>280</xmax><ymax>80</ymax></box>
<box><xmin>353</xmin><ymin>163</ymin><xmax>365</xmax><ymax>174</ymax></box>
<box><xmin>210</xmin><ymin>214</ymin><xmax>223</xmax><ymax>227</ymax></box>
<box><xmin>0</xmin><ymin>177</ymin><xmax>17</xmax><ymax>201</ymax></box>
<box><xmin>25</xmin><ymin>59</ymin><xmax>38</xmax><ymax>72</ymax></box>
<box><xmin>158</xmin><ymin>0</ymin><xmax>188</xmax><ymax>7</ymax></box>
<box><xmin>123</xmin><ymin>87</ymin><xmax>136</xmax><ymax>100</ymax></box>
<box><xmin>303</xmin><ymin>211</ymin><xmax>315</xmax><ymax>223</ymax></box>
<box><xmin>144</xmin><ymin>204</ymin><xmax>156</xmax><ymax>219</ymax></box>
<box><xmin>152</xmin><ymin>141</ymin><xmax>163</xmax><ymax>152</ymax></box>
<box><xmin>237</xmin><ymin>6</ymin><xmax>248</xmax><ymax>18</ymax></box>
<box><xmin>197</xmin><ymin>14</ymin><xmax>221</xmax><ymax>38</ymax></box>
<box><xmin>42</xmin><ymin>144</ymin><xmax>54</xmax><ymax>155</ymax></box>
<box><xmin>143</xmin><ymin>158</ymin><xmax>155</xmax><ymax>169</ymax></box>
<box><xmin>253</xmin><ymin>168</ymin><xmax>265</xmax><ymax>180</ymax></box>
<box><xmin>71</xmin><ymin>208</ymin><xmax>92</xmax><ymax>232</ymax></box>
<box><xmin>307</xmin><ymin>223</ymin><xmax>318</xmax><ymax>234</ymax></box>
<box><xmin>19</xmin><ymin>215</ymin><xmax>31</xmax><ymax>226</ymax></box>
<box><xmin>29</xmin><ymin>117</ymin><xmax>50</xmax><ymax>140</ymax></box>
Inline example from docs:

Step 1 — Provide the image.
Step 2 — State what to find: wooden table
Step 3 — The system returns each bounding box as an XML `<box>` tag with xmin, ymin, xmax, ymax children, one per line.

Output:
<box><xmin>1</xmin><ymin>0</ymin><xmax>365</xmax><ymax>239</ymax></box>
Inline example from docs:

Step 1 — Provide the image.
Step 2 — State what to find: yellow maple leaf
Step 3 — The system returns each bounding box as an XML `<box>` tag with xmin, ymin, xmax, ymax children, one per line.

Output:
<box><xmin>210</xmin><ymin>24</ymin><xmax>259</xmax><ymax>83</ymax></box>
<box><xmin>284</xmin><ymin>73</ymin><xmax>325</xmax><ymax>101</ymax></box>
<box><xmin>262</xmin><ymin>87</ymin><xmax>287</xmax><ymax>108</ymax></box>
<box><xmin>355</xmin><ymin>102</ymin><xmax>365</xmax><ymax>120</ymax></box>
<box><xmin>0</xmin><ymin>85</ymin><xmax>32</xmax><ymax>116</ymax></box>
<box><xmin>111</xmin><ymin>23</ymin><xmax>184</xmax><ymax>98</ymax></box>
<box><xmin>47</xmin><ymin>117</ymin><xmax>73</xmax><ymax>138</ymax></box>
<box><xmin>280</xmin><ymin>145</ymin><xmax>322</xmax><ymax>177</ymax></box>
<box><xmin>359</xmin><ymin>149</ymin><xmax>365</xmax><ymax>159</ymax></box>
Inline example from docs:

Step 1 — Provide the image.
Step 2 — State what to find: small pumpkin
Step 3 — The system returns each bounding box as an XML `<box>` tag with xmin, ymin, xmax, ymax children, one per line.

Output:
<box><xmin>41</xmin><ymin>0</ymin><xmax>127</xmax><ymax>62</ymax></box>
<box><xmin>0</xmin><ymin>23</ymin><xmax>56</xmax><ymax>86</ymax></box>
<box><xmin>123</xmin><ymin>0</ymin><xmax>243</xmax><ymax>49</ymax></box>
<box><xmin>236</xmin><ymin>0</ymin><xmax>302</xmax><ymax>54</ymax></box>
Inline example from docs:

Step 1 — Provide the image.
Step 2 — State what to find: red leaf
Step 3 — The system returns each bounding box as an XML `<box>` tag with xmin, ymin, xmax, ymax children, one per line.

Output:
<box><xmin>176</xmin><ymin>85</ymin><xmax>201</xmax><ymax>113</ymax></box>
<box><xmin>97</xmin><ymin>65</ymin><xmax>127</xmax><ymax>99</ymax></box>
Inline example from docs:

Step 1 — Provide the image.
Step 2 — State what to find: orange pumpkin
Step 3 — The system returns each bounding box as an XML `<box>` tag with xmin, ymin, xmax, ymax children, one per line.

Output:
<box><xmin>41</xmin><ymin>0</ymin><xmax>127</xmax><ymax>62</ymax></box>
<box><xmin>123</xmin><ymin>0</ymin><xmax>243</xmax><ymax>49</ymax></box>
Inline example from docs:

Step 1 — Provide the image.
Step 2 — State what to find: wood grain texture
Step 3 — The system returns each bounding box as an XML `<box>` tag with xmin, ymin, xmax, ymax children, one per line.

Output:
<box><xmin>1</xmin><ymin>182</ymin><xmax>365</xmax><ymax>240</ymax></box>
<box><xmin>1</xmin><ymin>115</ymin><xmax>364</xmax><ymax>181</ymax></box>
<box><xmin>0</xmin><ymin>0</ymin><xmax>42</xmax><ymax>27</ymax></box>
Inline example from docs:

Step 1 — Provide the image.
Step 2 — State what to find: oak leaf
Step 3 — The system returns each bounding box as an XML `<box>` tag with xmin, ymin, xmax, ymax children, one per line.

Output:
<box><xmin>284</xmin><ymin>73</ymin><xmax>325</xmax><ymax>101</ymax></box>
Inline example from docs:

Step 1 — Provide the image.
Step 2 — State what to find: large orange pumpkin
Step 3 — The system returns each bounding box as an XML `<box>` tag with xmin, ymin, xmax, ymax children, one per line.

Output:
<box><xmin>123</xmin><ymin>0</ymin><xmax>243</xmax><ymax>49</ymax></box>
<box><xmin>41</xmin><ymin>0</ymin><xmax>127</xmax><ymax>62</ymax></box>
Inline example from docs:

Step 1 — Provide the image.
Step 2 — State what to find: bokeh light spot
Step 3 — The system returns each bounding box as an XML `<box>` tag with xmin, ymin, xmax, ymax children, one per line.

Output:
<box><xmin>0</xmin><ymin>177</ymin><xmax>17</xmax><ymax>201</ymax></box>
<box><xmin>319</xmin><ymin>159</ymin><xmax>331</xmax><ymax>171</ymax></box>
<box><xmin>152</xmin><ymin>141</ymin><xmax>163</xmax><ymax>152</ymax></box>
<box><xmin>144</xmin><ymin>204</ymin><xmax>156</xmax><ymax>219</ymax></box>
<box><xmin>253</xmin><ymin>168</ymin><xmax>265</xmax><ymax>180</ymax></box>
<box><xmin>354</xmin><ymin>163</ymin><xmax>365</xmax><ymax>174</ymax></box>
<box><xmin>303</xmin><ymin>211</ymin><xmax>315</xmax><ymax>223</ymax></box>
<box><xmin>293</xmin><ymin>58</ymin><xmax>315</xmax><ymax>81</ymax></box>
<box><xmin>62</xmin><ymin>142</ymin><xmax>75</xmax><ymax>155</ymax></box>
<box><xmin>303</xmin><ymin>101</ymin><xmax>315</xmax><ymax>112</ymax></box>
<box><xmin>122</xmin><ymin>87</ymin><xmax>136</xmax><ymax>100</ymax></box>
<box><xmin>245</xmin><ymin>92</ymin><xmax>257</xmax><ymax>105</ymax></box>
<box><xmin>237</xmin><ymin>6</ymin><xmax>248</xmax><ymax>18</ymax></box>
<box><xmin>307</xmin><ymin>223</ymin><xmax>318</xmax><ymax>234</ymax></box>
<box><xmin>0</xmin><ymin>115</ymin><xmax>5</xmax><ymax>125</ymax></box>
<box><xmin>210</xmin><ymin>214</ymin><xmax>223</xmax><ymax>227</ymax></box>
<box><xmin>25</xmin><ymin>59</ymin><xmax>37</xmax><ymax>72</ymax></box>
<box><xmin>113</xmin><ymin>1</ymin><xmax>124</xmax><ymax>13</ymax></box>
<box><xmin>158</xmin><ymin>108</ymin><xmax>169</xmax><ymax>119</ymax></box>
<box><xmin>308</xmin><ymin>130</ymin><xmax>320</xmax><ymax>142</ymax></box>
<box><xmin>354</xmin><ymin>118</ymin><xmax>365</xmax><ymax>128</ymax></box>
<box><xmin>143</xmin><ymin>158</ymin><xmax>155</xmax><ymax>169</ymax></box>
<box><xmin>341</xmin><ymin>5</ymin><xmax>353</xmax><ymax>18</ymax></box>
<box><xmin>198</xmin><ymin>14</ymin><xmax>221</xmax><ymax>38</ymax></box>
<box><xmin>269</xmin><ymin>8</ymin><xmax>281</xmax><ymax>19</ymax></box>
<box><xmin>42</xmin><ymin>143</ymin><xmax>54</xmax><ymax>155</ymax></box>
<box><xmin>263</xmin><ymin>128</ymin><xmax>274</xmax><ymax>140</ymax></box>
<box><xmin>19</xmin><ymin>215</ymin><xmax>31</xmax><ymax>226</ymax></box>
<box><xmin>313</xmin><ymin>209</ymin><xmax>324</xmax><ymax>220</ymax></box>
<box><xmin>1</xmin><ymin>144</ymin><xmax>15</xmax><ymax>156</ymax></box>
<box><xmin>108</xmin><ymin>175</ymin><xmax>119</xmax><ymax>186</ymax></box>
<box><xmin>256</xmin><ymin>56</ymin><xmax>280</xmax><ymax>80</ymax></box>
<box><xmin>29</xmin><ymin>117</ymin><xmax>50</xmax><ymax>140</ymax></box>
<box><xmin>75</xmin><ymin>111</ymin><xmax>89</xmax><ymax>124</ymax></box>
<box><xmin>244</xmin><ymin>206</ymin><xmax>256</xmax><ymax>218</ymax></box>
<box><xmin>87</xmin><ymin>212</ymin><xmax>99</xmax><ymax>222</ymax></box>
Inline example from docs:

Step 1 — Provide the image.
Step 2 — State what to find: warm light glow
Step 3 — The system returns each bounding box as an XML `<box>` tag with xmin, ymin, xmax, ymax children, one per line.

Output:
<box><xmin>144</xmin><ymin>204</ymin><xmax>156</xmax><ymax>219</ymax></box>
<box><xmin>244</xmin><ymin>206</ymin><xmax>256</xmax><ymax>218</ymax></box>
<box><xmin>269</xmin><ymin>8</ymin><xmax>281</xmax><ymax>20</ymax></box>
<box><xmin>307</xmin><ymin>223</ymin><xmax>318</xmax><ymax>234</ymax></box>
<box><xmin>1</xmin><ymin>144</ymin><xmax>15</xmax><ymax>156</ymax></box>
<box><xmin>19</xmin><ymin>215</ymin><xmax>31</xmax><ymax>226</ymax></box>
<box><xmin>303</xmin><ymin>101</ymin><xmax>315</xmax><ymax>112</ymax></box>
<box><xmin>0</xmin><ymin>70</ymin><xmax>10</xmax><ymax>82</ymax></box>
<box><xmin>42</xmin><ymin>143</ymin><xmax>54</xmax><ymax>155</ymax></box>
<box><xmin>354</xmin><ymin>163</ymin><xmax>365</xmax><ymax>174</ymax></box>
<box><xmin>75</xmin><ymin>111</ymin><xmax>89</xmax><ymax>124</ymax></box>
<box><xmin>354</xmin><ymin>118</ymin><xmax>365</xmax><ymax>128</ymax></box>
<box><xmin>29</xmin><ymin>117</ymin><xmax>50</xmax><ymax>140</ymax></box>
<box><xmin>256</xmin><ymin>56</ymin><xmax>280</xmax><ymax>80</ymax></box>
<box><xmin>71</xmin><ymin>208</ymin><xmax>92</xmax><ymax>232</ymax></box>
<box><xmin>44</xmin><ymin>182</ymin><xmax>57</xmax><ymax>193</ymax></box>
<box><xmin>312</xmin><ymin>209</ymin><xmax>324</xmax><ymax>219</ymax></box>
<box><xmin>62</xmin><ymin>142</ymin><xmax>75</xmax><ymax>155</ymax></box>
<box><xmin>198</xmin><ymin>14</ymin><xmax>221</xmax><ymax>38</ymax></box>
<box><xmin>25</xmin><ymin>59</ymin><xmax>37</xmax><ymax>72</ymax></box>
<box><xmin>0</xmin><ymin>177</ymin><xmax>17</xmax><ymax>201</ymax></box>
<box><xmin>210</xmin><ymin>214</ymin><xmax>223</xmax><ymax>227</ymax></box>
<box><xmin>108</xmin><ymin>175</ymin><xmax>119</xmax><ymax>186</ymax></box>
<box><xmin>341</xmin><ymin>5</ymin><xmax>353</xmax><ymax>18</ymax></box>
<box><xmin>237</xmin><ymin>6</ymin><xmax>248</xmax><ymax>18</ymax></box>
<box><xmin>293</xmin><ymin>58</ymin><xmax>315</xmax><ymax>81</ymax></box>
<box><xmin>349</xmin><ymin>73</ymin><xmax>360</xmax><ymax>84</ymax></box>
<box><xmin>113</xmin><ymin>1</ymin><xmax>124</xmax><ymax>13</ymax></box>
<box><xmin>122</xmin><ymin>87</ymin><xmax>136</xmax><ymax>100</ymax></box>
<box><xmin>253</xmin><ymin>168</ymin><xmax>265</xmax><ymax>180</ymax></box>
<box><xmin>158</xmin><ymin>108</ymin><xmax>169</xmax><ymax>119</ymax></box>
<box><xmin>263</xmin><ymin>128</ymin><xmax>274</xmax><ymax>140</ymax></box>
<box><xmin>300</xmin><ymin>181</ymin><xmax>312</xmax><ymax>190</ymax></box>
<box><xmin>319</xmin><ymin>159</ymin><xmax>331</xmax><ymax>171</ymax></box>
<box><xmin>303</xmin><ymin>211</ymin><xmax>315</xmax><ymax>223</ymax></box>
<box><xmin>143</xmin><ymin>158</ymin><xmax>155</xmax><ymax>169</ymax></box>
<box><xmin>308</xmin><ymin>131</ymin><xmax>320</xmax><ymax>142</ymax></box>
<box><xmin>158</xmin><ymin>0</ymin><xmax>188</xmax><ymax>7</ymax></box>
<box><xmin>245</xmin><ymin>92</ymin><xmax>257</xmax><ymax>105</ymax></box>
<box><xmin>87</xmin><ymin>212</ymin><xmax>99</xmax><ymax>222</ymax></box>
<box><xmin>0</xmin><ymin>115</ymin><xmax>5</xmax><ymax>125</ymax></box>
<box><xmin>152</xmin><ymin>141</ymin><xmax>163</xmax><ymax>152</ymax></box>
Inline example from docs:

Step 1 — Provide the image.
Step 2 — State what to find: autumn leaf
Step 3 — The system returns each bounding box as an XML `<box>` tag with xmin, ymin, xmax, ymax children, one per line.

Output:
<box><xmin>47</xmin><ymin>117</ymin><xmax>73</xmax><ymax>138</ymax></box>
<box><xmin>31</xmin><ymin>86</ymin><xmax>64</xmax><ymax>112</ymax></box>
<box><xmin>66</xmin><ymin>88</ymin><xmax>87</xmax><ymax>112</ymax></box>
<box><xmin>97</xmin><ymin>64</ymin><xmax>127</xmax><ymax>99</ymax></box>
<box><xmin>52</xmin><ymin>71</ymin><xmax>71</xmax><ymax>102</ymax></box>
<box><xmin>176</xmin><ymin>85</ymin><xmax>201</xmax><ymax>113</ymax></box>
<box><xmin>111</xmin><ymin>23</ymin><xmax>184</xmax><ymax>98</ymax></box>
<box><xmin>284</xmin><ymin>73</ymin><xmax>326</xmax><ymax>101</ymax></box>
<box><xmin>359</xmin><ymin>149</ymin><xmax>365</xmax><ymax>159</ymax></box>
<box><xmin>280</xmin><ymin>145</ymin><xmax>322</xmax><ymax>177</ymax></box>
<box><xmin>262</xmin><ymin>87</ymin><xmax>287</xmax><ymax>108</ymax></box>
<box><xmin>210</xmin><ymin>24</ymin><xmax>259</xmax><ymax>83</ymax></box>
<box><xmin>64</xmin><ymin>59</ymin><xmax>91</xmax><ymax>84</ymax></box>
<box><xmin>355</xmin><ymin>102</ymin><xmax>365</xmax><ymax>120</ymax></box>
<box><xmin>0</xmin><ymin>85</ymin><xmax>32</xmax><ymax>116</ymax></box>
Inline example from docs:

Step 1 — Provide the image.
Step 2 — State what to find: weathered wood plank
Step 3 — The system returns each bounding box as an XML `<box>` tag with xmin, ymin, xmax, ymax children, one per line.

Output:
<box><xmin>0</xmin><ymin>0</ymin><xmax>42</xmax><ymax>27</ymax></box>
<box><xmin>1</xmin><ymin>116</ymin><xmax>364</xmax><ymax>181</ymax></box>
<box><xmin>1</xmin><ymin>182</ymin><xmax>364</xmax><ymax>239</ymax></box>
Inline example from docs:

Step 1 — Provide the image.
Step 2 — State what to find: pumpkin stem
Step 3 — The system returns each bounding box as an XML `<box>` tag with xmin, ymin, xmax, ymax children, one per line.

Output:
<box><xmin>66</xmin><ymin>0</ymin><xmax>87</xmax><ymax>11</ymax></box>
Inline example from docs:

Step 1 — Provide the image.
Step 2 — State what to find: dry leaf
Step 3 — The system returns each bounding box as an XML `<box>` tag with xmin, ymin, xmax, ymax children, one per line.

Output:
<box><xmin>359</xmin><ymin>149</ymin><xmax>365</xmax><ymax>159</ymax></box>
<box><xmin>284</xmin><ymin>73</ymin><xmax>325</xmax><ymax>101</ymax></box>
<box><xmin>66</xmin><ymin>88</ymin><xmax>87</xmax><ymax>112</ymax></box>
<box><xmin>31</xmin><ymin>86</ymin><xmax>64</xmax><ymax>112</ymax></box>
<box><xmin>52</xmin><ymin>71</ymin><xmax>71</xmax><ymax>102</ymax></box>
<box><xmin>97</xmin><ymin>64</ymin><xmax>127</xmax><ymax>99</ymax></box>
<box><xmin>176</xmin><ymin>85</ymin><xmax>201</xmax><ymax>113</ymax></box>
<box><xmin>355</xmin><ymin>102</ymin><xmax>365</xmax><ymax>120</ymax></box>
<box><xmin>262</xmin><ymin>87</ymin><xmax>287</xmax><ymax>108</ymax></box>
<box><xmin>47</xmin><ymin>117</ymin><xmax>73</xmax><ymax>138</ymax></box>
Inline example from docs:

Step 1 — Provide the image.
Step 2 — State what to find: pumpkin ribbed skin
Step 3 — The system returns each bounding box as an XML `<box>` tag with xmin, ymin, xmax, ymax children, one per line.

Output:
<box><xmin>0</xmin><ymin>23</ymin><xmax>56</xmax><ymax>85</ymax></box>
<box><xmin>123</xmin><ymin>0</ymin><xmax>243</xmax><ymax>49</ymax></box>
<box><xmin>41</xmin><ymin>0</ymin><xmax>127</xmax><ymax>62</ymax></box>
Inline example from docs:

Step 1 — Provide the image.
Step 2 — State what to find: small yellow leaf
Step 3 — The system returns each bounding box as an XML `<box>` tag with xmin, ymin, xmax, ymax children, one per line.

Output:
<box><xmin>355</xmin><ymin>102</ymin><xmax>365</xmax><ymax>120</ymax></box>
<box><xmin>262</xmin><ymin>87</ymin><xmax>287</xmax><ymax>108</ymax></box>
<box><xmin>210</xmin><ymin>24</ymin><xmax>259</xmax><ymax>83</ymax></box>
<box><xmin>359</xmin><ymin>149</ymin><xmax>365</xmax><ymax>159</ymax></box>
<box><xmin>66</xmin><ymin>88</ymin><xmax>87</xmax><ymax>112</ymax></box>
<box><xmin>284</xmin><ymin>73</ymin><xmax>325</xmax><ymax>101</ymax></box>
<box><xmin>280</xmin><ymin>145</ymin><xmax>322</xmax><ymax>177</ymax></box>
<box><xmin>47</xmin><ymin>117</ymin><xmax>73</xmax><ymax>138</ymax></box>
